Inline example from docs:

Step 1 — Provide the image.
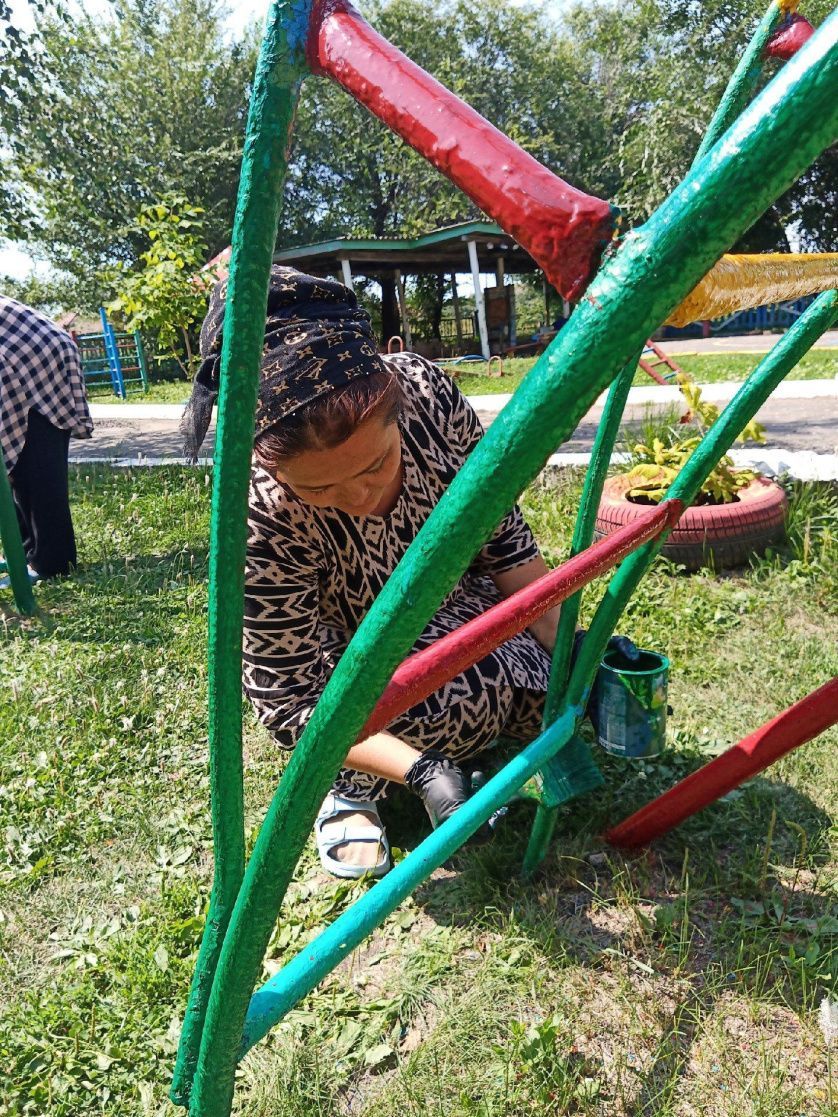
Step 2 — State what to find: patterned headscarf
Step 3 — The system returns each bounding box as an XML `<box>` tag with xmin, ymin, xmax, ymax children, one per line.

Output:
<box><xmin>181</xmin><ymin>265</ymin><xmax>385</xmax><ymax>460</ymax></box>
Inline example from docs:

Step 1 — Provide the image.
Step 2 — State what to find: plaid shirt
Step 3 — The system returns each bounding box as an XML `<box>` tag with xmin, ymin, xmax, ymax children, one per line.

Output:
<box><xmin>0</xmin><ymin>296</ymin><xmax>93</xmax><ymax>470</ymax></box>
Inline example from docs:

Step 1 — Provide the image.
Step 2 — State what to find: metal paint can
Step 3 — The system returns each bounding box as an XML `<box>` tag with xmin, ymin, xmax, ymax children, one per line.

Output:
<box><xmin>594</xmin><ymin>648</ymin><xmax>669</xmax><ymax>758</ymax></box>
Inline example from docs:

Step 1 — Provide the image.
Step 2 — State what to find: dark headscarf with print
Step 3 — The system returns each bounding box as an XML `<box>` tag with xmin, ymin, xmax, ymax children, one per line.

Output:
<box><xmin>180</xmin><ymin>266</ymin><xmax>386</xmax><ymax>461</ymax></box>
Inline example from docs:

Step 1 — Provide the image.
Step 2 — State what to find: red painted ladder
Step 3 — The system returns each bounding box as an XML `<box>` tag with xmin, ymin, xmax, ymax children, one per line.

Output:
<box><xmin>639</xmin><ymin>339</ymin><xmax>685</xmax><ymax>384</ymax></box>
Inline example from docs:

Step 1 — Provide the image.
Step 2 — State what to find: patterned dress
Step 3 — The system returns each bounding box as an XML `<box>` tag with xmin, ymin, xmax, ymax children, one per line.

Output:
<box><xmin>243</xmin><ymin>353</ymin><xmax>552</xmax><ymax>800</ymax></box>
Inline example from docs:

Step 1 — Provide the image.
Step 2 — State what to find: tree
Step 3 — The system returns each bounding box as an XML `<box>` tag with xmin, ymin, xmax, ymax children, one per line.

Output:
<box><xmin>5</xmin><ymin>0</ymin><xmax>259</xmax><ymax>291</ymax></box>
<box><xmin>570</xmin><ymin>0</ymin><xmax>837</xmax><ymax>249</ymax></box>
<box><xmin>0</xmin><ymin>0</ymin><xmax>67</xmax><ymax>240</ymax></box>
<box><xmin>280</xmin><ymin>0</ymin><xmax>612</xmax><ymax>330</ymax></box>
<box><xmin>106</xmin><ymin>194</ymin><xmax>210</xmax><ymax>376</ymax></box>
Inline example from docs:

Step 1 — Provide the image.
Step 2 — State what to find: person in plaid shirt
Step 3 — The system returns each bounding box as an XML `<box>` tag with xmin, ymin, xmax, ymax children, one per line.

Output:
<box><xmin>0</xmin><ymin>296</ymin><xmax>93</xmax><ymax>578</ymax></box>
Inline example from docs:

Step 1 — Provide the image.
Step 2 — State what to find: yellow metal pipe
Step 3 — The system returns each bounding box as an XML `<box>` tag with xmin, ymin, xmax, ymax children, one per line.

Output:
<box><xmin>666</xmin><ymin>253</ymin><xmax>838</xmax><ymax>326</ymax></box>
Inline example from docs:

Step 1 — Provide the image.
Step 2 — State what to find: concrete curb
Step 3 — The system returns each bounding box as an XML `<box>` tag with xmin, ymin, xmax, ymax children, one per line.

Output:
<box><xmin>70</xmin><ymin>448</ymin><xmax>838</xmax><ymax>481</ymax></box>
<box><xmin>89</xmin><ymin>377</ymin><xmax>838</xmax><ymax>421</ymax></box>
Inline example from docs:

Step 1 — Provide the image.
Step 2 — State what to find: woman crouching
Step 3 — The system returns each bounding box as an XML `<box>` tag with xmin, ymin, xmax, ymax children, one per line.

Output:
<box><xmin>188</xmin><ymin>266</ymin><xmax>561</xmax><ymax>879</ymax></box>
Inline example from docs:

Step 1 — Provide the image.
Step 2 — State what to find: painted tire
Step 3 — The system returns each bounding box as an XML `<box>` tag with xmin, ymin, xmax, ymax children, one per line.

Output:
<box><xmin>595</xmin><ymin>475</ymin><xmax>788</xmax><ymax>571</ymax></box>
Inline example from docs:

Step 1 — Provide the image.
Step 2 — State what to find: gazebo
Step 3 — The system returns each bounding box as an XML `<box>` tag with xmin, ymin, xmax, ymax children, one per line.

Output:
<box><xmin>272</xmin><ymin>220</ymin><xmax>547</xmax><ymax>358</ymax></box>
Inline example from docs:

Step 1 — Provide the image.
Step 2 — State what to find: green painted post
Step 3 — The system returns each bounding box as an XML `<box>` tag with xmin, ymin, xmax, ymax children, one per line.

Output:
<box><xmin>525</xmin><ymin>0</ymin><xmax>816</xmax><ymax>871</ymax></box>
<box><xmin>134</xmin><ymin>331</ymin><xmax>149</xmax><ymax>392</ymax></box>
<box><xmin>168</xmin><ymin>0</ymin><xmax>311</xmax><ymax>1105</ymax></box>
<box><xmin>522</xmin><ymin>354</ymin><xmax>638</xmax><ymax>873</ymax></box>
<box><xmin>0</xmin><ymin>445</ymin><xmax>35</xmax><ymax>616</ymax></box>
<box><xmin>692</xmin><ymin>1</ymin><xmax>785</xmax><ymax>167</ymax></box>
<box><xmin>565</xmin><ymin>288</ymin><xmax>838</xmax><ymax>719</ymax></box>
<box><xmin>187</xmin><ymin>20</ymin><xmax>838</xmax><ymax>1116</ymax></box>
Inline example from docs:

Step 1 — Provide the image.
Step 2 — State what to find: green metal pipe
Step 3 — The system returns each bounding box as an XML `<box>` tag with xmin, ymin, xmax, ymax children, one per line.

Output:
<box><xmin>0</xmin><ymin>446</ymin><xmax>35</xmax><ymax>616</ymax></box>
<box><xmin>692</xmin><ymin>1</ymin><xmax>785</xmax><ymax>167</ymax></box>
<box><xmin>168</xmin><ymin>0</ymin><xmax>310</xmax><ymax>1105</ymax></box>
<box><xmin>523</xmin><ymin>1</ymin><xmax>792</xmax><ymax>872</ymax></box>
<box><xmin>565</xmin><ymin>287</ymin><xmax>838</xmax><ymax>716</ymax></box>
<box><xmin>522</xmin><ymin>353</ymin><xmax>638</xmax><ymax>874</ymax></box>
<box><xmin>187</xmin><ymin>20</ymin><xmax>837</xmax><ymax>1117</ymax></box>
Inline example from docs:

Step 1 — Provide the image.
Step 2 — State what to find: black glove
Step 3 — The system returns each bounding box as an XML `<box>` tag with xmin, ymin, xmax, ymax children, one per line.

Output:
<box><xmin>571</xmin><ymin>629</ymin><xmax>641</xmax><ymax>671</ymax></box>
<box><xmin>572</xmin><ymin>630</ymin><xmax>641</xmax><ymax>735</ymax></box>
<box><xmin>404</xmin><ymin>750</ymin><xmax>471</xmax><ymax>828</ymax></box>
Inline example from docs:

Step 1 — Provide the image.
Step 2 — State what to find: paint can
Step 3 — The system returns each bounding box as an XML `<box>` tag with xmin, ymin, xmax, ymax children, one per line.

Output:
<box><xmin>594</xmin><ymin>648</ymin><xmax>669</xmax><ymax>758</ymax></box>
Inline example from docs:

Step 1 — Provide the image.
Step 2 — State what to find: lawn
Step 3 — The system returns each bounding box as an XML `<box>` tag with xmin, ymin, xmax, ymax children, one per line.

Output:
<box><xmin>1</xmin><ymin>465</ymin><xmax>836</xmax><ymax>1116</ymax></box>
<box><xmin>451</xmin><ymin>349</ymin><xmax>838</xmax><ymax>397</ymax></box>
<box><xmin>85</xmin><ymin>348</ymin><xmax>838</xmax><ymax>407</ymax></box>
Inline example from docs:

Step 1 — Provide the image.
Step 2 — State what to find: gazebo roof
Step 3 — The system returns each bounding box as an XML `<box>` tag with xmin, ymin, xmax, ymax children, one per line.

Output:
<box><xmin>272</xmin><ymin>220</ymin><xmax>541</xmax><ymax>276</ymax></box>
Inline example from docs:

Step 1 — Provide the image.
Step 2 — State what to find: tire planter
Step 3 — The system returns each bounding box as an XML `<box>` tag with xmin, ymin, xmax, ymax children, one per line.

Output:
<box><xmin>595</xmin><ymin>475</ymin><xmax>788</xmax><ymax>571</ymax></box>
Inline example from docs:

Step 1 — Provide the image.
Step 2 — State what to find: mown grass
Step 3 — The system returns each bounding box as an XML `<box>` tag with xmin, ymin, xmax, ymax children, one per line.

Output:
<box><xmin>1</xmin><ymin>465</ymin><xmax>836</xmax><ymax>1116</ymax></box>
<box><xmin>452</xmin><ymin>349</ymin><xmax>838</xmax><ymax>396</ymax></box>
<box><xmin>86</xmin><ymin>379</ymin><xmax>194</xmax><ymax>405</ymax></box>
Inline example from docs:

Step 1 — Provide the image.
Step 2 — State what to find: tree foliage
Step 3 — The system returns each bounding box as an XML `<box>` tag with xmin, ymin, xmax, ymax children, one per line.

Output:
<box><xmin>106</xmin><ymin>194</ymin><xmax>210</xmax><ymax>375</ymax></box>
<box><xmin>280</xmin><ymin>0</ymin><xmax>614</xmax><ymax>245</ymax></box>
<box><xmin>4</xmin><ymin>0</ymin><xmax>258</xmax><ymax>288</ymax></box>
<box><xmin>2</xmin><ymin>0</ymin><xmax>836</xmax><ymax>309</ymax></box>
<box><xmin>571</xmin><ymin>0</ymin><xmax>838</xmax><ymax>249</ymax></box>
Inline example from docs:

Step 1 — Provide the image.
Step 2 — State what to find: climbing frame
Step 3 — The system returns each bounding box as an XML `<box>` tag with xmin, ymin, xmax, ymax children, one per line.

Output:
<box><xmin>170</xmin><ymin>3</ymin><xmax>838</xmax><ymax>1114</ymax></box>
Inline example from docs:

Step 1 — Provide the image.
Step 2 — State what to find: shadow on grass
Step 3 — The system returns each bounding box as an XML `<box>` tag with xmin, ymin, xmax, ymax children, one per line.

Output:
<box><xmin>378</xmin><ymin>753</ymin><xmax>833</xmax><ymax>1109</ymax></box>
<box><xmin>9</xmin><ymin>547</ymin><xmax>209</xmax><ymax>648</ymax></box>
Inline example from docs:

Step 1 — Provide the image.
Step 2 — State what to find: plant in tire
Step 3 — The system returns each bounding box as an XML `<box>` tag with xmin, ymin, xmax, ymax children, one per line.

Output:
<box><xmin>622</xmin><ymin>379</ymin><xmax>766</xmax><ymax>505</ymax></box>
<box><xmin>597</xmin><ymin>376</ymin><xmax>788</xmax><ymax>571</ymax></box>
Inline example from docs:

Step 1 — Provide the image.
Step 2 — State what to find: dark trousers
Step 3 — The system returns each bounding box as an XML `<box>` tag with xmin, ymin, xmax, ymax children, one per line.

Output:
<box><xmin>8</xmin><ymin>409</ymin><xmax>76</xmax><ymax>578</ymax></box>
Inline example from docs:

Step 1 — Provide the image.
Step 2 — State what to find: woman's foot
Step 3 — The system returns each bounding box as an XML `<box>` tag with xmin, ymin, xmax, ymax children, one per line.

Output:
<box><xmin>315</xmin><ymin>794</ymin><xmax>391</xmax><ymax>879</ymax></box>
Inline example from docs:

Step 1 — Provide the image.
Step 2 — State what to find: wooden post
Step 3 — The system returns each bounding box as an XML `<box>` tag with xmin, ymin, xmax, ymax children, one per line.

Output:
<box><xmin>340</xmin><ymin>257</ymin><xmax>354</xmax><ymax>291</ymax></box>
<box><xmin>451</xmin><ymin>273</ymin><xmax>463</xmax><ymax>345</ymax></box>
<box><xmin>395</xmin><ymin>269</ymin><xmax>412</xmax><ymax>349</ymax></box>
<box><xmin>467</xmin><ymin>240</ymin><xmax>490</xmax><ymax>358</ymax></box>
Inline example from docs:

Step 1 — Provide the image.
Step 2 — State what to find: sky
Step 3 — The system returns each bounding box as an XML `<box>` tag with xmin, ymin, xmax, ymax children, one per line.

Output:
<box><xmin>1</xmin><ymin>0</ymin><xmax>564</xmax><ymax>280</ymax></box>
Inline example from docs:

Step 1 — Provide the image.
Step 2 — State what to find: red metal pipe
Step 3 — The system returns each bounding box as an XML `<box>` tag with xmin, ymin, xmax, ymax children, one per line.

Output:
<box><xmin>308</xmin><ymin>0</ymin><xmax>617</xmax><ymax>301</ymax></box>
<box><xmin>359</xmin><ymin>499</ymin><xmax>682</xmax><ymax>741</ymax></box>
<box><xmin>765</xmin><ymin>14</ymin><xmax>815</xmax><ymax>60</ymax></box>
<box><xmin>606</xmin><ymin>676</ymin><xmax>838</xmax><ymax>848</ymax></box>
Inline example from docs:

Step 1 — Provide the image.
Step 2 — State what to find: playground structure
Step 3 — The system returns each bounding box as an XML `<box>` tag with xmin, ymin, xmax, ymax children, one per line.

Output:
<box><xmin>75</xmin><ymin>311</ymin><xmax>149</xmax><ymax>399</ymax></box>
<box><xmin>162</xmin><ymin>1</ymin><xmax>838</xmax><ymax>1113</ymax></box>
<box><xmin>0</xmin><ymin>0</ymin><xmax>830</xmax><ymax>1109</ymax></box>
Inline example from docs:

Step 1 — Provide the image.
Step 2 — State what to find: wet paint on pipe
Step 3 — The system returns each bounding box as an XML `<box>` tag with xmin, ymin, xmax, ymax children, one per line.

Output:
<box><xmin>308</xmin><ymin>0</ymin><xmax>617</xmax><ymax>301</ymax></box>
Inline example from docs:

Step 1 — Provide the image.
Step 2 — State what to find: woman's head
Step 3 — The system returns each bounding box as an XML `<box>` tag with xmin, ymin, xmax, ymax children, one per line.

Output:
<box><xmin>254</xmin><ymin>370</ymin><xmax>404</xmax><ymax>515</ymax></box>
<box><xmin>183</xmin><ymin>265</ymin><xmax>404</xmax><ymax>512</ymax></box>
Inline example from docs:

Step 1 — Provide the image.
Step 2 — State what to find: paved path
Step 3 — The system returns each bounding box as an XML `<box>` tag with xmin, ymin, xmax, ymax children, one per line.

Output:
<box><xmin>72</xmin><ymin>379</ymin><xmax>838</xmax><ymax>462</ymax></box>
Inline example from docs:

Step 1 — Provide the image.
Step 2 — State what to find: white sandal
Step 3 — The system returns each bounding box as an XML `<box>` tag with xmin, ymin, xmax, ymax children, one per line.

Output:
<box><xmin>315</xmin><ymin>793</ymin><xmax>391</xmax><ymax>879</ymax></box>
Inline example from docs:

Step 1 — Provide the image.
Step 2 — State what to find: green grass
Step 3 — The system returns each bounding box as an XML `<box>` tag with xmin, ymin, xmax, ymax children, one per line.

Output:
<box><xmin>88</xmin><ymin>349</ymin><xmax>838</xmax><ymax>409</ymax></box>
<box><xmin>1</xmin><ymin>466</ymin><xmax>836</xmax><ymax>1115</ymax></box>
<box><xmin>451</xmin><ymin>348</ymin><xmax>838</xmax><ymax>396</ymax></box>
<box><xmin>86</xmin><ymin>379</ymin><xmax>193</xmax><ymax>405</ymax></box>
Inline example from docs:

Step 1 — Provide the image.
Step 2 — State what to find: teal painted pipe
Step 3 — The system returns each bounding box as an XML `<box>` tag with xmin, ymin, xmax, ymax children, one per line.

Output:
<box><xmin>240</xmin><ymin>704</ymin><xmax>580</xmax><ymax>1051</ymax></box>
<box><xmin>188</xmin><ymin>17</ymin><xmax>838</xmax><ymax>1116</ymax></box>
<box><xmin>0</xmin><ymin>445</ymin><xmax>35</xmax><ymax>616</ymax></box>
<box><xmin>169</xmin><ymin>0</ymin><xmax>311</xmax><ymax>1105</ymax></box>
<box><xmin>565</xmin><ymin>287</ymin><xmax>838</xmax><ymax>717</ymax></box>
<box><xmin>692</xmin><ymin>1</ymin><xmax>784</xmax><ymax>167</ymax></box>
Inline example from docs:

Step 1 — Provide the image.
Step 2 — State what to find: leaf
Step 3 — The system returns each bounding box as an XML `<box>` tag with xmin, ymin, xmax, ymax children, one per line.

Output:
<box><xmin>153</xmin><ymin>944</ymin><xmax>169</xmax><ymax>972</ymax></box>
<box><xmin>363</xmin><ymin>1042</ymin><xmax>394</xmax><ymax>1068</ymax></box>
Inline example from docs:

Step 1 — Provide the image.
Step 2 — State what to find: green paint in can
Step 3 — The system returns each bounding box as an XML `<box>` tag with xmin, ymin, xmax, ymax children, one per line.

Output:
<box><xmin>594</xmin><ymin>649</ymin><xmax>670</xmax><ymax>758</ymax></box>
